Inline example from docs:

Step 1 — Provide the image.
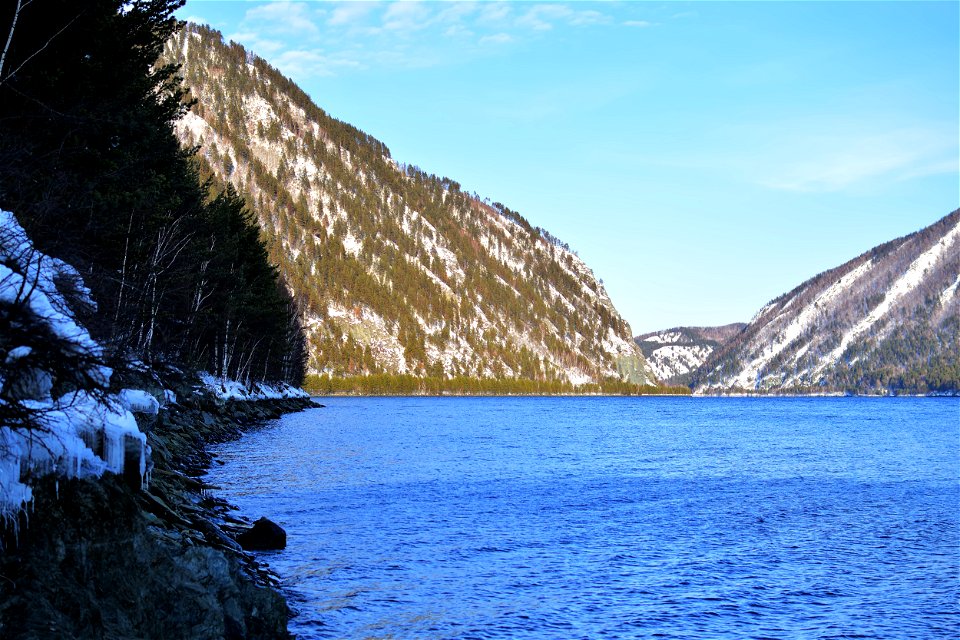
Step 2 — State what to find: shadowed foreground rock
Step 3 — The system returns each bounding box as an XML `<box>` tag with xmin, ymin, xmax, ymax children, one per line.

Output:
<box><xmin>0</xmin><ymin>375</ymin><xmax>313</xmax><ymax>640</ymax></box>
<box><xmin>237</xmin><ymin>517</ymin><xmax>287</xmax><ymax>551</ymax></box>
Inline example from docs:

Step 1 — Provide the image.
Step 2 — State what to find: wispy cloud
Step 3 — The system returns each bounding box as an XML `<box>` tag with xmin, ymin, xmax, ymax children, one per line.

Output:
<box><xmin>327</xmin><ymin>2</ymin><xmax>378</xmax><ymax>27</ymax></box>
<box><xmin>272</xmin><ymin>49</ymin><xmax>364</xmax><ymax>78</ymax></box>
<box><xmin>479</xmin><ymin>33</ymin><xmax>512</xmax><ymax>46</ymax></box>
<box><xmin>243</xmin><ymin>1</ymin><xmax>320</xmax><ymax>38</ymax></box>
<box><xmin>382</xmin><ymin>1</ymin><xmax>432</xmax><ymax>32</ymax></box>
<box><xmin>759</xmin><ymin>127</ymin><xmax>958</xmax><ymax>192</ymax></box>
<box><xmin>515</xmin><ymin>4</ymin><xmax>612</xmax><ymax>31</ymax></box>
<box><xmin>626</xmin><ymin>119</ymin><xmax>958</xmax><ymax>195</ymax></box>
<box><xmin>182</xmin><ymin>15</ymin><xmax>209</xmax><ymax>27</ymax></box>
<box><xmin>222</xmin><ymin>2</ymin><xmax>653</xmax><ymax>77</ymax></box>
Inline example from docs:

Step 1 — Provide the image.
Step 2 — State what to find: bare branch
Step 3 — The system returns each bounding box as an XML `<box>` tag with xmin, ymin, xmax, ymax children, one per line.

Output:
<box><xmin>0</xmin><ymin>8</ymin><xmax>85</xmax><ymax>87</ymax></box>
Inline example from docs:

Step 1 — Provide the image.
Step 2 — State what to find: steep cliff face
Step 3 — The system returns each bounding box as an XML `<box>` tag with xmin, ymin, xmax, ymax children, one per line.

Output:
<box><xmin>635</xmin><ymin>324</ymin><xmax>745</xmax><ymax>386</ymax></box>
<box><xmin>693</xmin><ymin>210</ymin><xmax>960</xmax><ymax>394</ymax></box>
<box><xmin>161</xmin><ymin>25</ymin><xmax>655</xmax><ymax>386</ymax></box>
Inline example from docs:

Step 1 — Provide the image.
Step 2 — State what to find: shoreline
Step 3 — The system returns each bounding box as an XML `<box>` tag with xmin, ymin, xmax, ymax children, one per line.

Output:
<box><xmin>0</xmin><ymin>375</ymin><xmax>313</xmax><ymax>639</ymax></box>
<box><xmin>307</xmin><ymin>391</ymin><xmax>958</xmax><ymax>398</ymax></box>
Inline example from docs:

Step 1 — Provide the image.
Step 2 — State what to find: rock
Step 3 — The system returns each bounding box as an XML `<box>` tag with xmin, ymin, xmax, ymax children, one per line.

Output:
<box><xmin>236</xmin><ymin>517</ymin><xmax>286</xmax><ymax>551</ymax></box>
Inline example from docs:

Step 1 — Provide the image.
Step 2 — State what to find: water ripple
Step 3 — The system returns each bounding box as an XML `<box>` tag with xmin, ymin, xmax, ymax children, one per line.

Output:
<box><xmin>207</xmin><ymin>397</ymin><xmax>960</xmax><ymax>639</ymax></box>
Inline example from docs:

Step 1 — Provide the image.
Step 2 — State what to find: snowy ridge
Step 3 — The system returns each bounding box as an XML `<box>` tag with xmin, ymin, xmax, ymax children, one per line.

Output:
<box><xmin>818</xmin><ymin>219</ymin><xmax>960</xmax><ymax>371</ymax></box>
<box><xmin>1</xmin><ymin>211</ymin><xmax>152</xmax><ymax>520</ymax></box>
<box><xmin>727</xmin><ymin>259</ymin><xmax>874</xmax><ymax>389</ymax></box>
<box><xmin>646</xmin><ymin>344</ymin><xmax>713</xmax><ymax>381</ymax></box>
<box><xmin>635</xmin><ymin>324</ymin><xmax>745</xmax><ymax>385</ymax></box>
<box><xmin>693</xmin><ymin>210</ymin><xmax>960</xmax><ymax>393</ymax></box>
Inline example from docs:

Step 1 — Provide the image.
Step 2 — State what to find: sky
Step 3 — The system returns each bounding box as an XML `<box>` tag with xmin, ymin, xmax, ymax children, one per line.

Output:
<box><xmin>175</xmin><ymin>1</ymin><xmax>959</xmax><ymax>334</ymax></box>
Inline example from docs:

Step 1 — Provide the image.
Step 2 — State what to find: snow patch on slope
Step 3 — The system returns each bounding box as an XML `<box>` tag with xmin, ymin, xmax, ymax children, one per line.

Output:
<box><xmin>819</xmin><ymin>218</ymin><xmax>960</xmax><ymax>370</ymax></box>
<box><xmin>646</xmin><ymin>344</ymin><xmax>713</xmax><ymax>381</ymax></box>
<box><xmin>940</xmin><ymin>273</ymin><xmax>960</xmax><ymax>307</ymax></box>
<box><xmin>728</xmin><ymin>259</ymin><xmax>874</xmax><ymax>389</ymax></box>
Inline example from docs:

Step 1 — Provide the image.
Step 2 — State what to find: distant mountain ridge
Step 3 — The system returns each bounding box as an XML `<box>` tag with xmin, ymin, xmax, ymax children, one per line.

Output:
<box><xmin>162</xmin><ymin>25</ymin><xmax>656</xmax><ymax>386</ymax></box>
<box><xmin>692</xmin><ymin>210</ymin><xmax>960</xmax><ymax>394</ymax></box>
<box><xmin>635</xmin><ymin>324</ymin><xmax>745</xmax><ymax>386</ymax></box>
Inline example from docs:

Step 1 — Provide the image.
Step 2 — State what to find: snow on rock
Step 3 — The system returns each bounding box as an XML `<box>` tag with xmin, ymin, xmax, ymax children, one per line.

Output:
<box><xmin>199</xmin><ymin>372</ymin><xmax>309</xmax><ymax>401</ymax></box>
<box><xmin>1</xmin><ymin>210</ymin><xmax>151</xmax><ymax>521</ymax></box>
<box><xmin>119</xmin><ymin>389</ymin><xmax>160</xmax><ymax>416</ymax></box>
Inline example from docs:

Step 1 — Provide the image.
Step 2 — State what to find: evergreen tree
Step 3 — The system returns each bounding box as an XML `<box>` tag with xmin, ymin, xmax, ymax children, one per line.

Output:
<box><xmin>0</xmin><ymin>0</ymin><xmax>306</xmax><ymax>384</ymax></box>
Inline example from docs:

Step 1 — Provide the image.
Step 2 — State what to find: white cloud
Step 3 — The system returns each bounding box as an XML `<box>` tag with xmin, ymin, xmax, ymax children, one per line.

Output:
<box><xmin>221</xmin><ymin>1</ymin><xmax>632</xmax><ymax>77</ymax></box>
<box><xmin>243</xmin><ymin>2</ymin><xmax>320</xmax><ymax>38</ymax></box>
<box><xmin>515</xmin><ymin>4</ymin><xmax>614</xmax><ymax>31</ymax></box>
<box><xmin>624</xmin><ymin>20</ymin><xmax>654</xmax><ymax>28</ymax></box>
<box><xmin>756</xmin><ymin>126</ymin><xmax>958</xmax><ymax>192</ymax></box>
<box><xmin>516</xmin><ymin>5</ymin><xmax>571</xmax><ymax>31</ymax></box>
<box><xmin>182</xmin><ymin>15</ymin><xmax>210</xmax><ymax>27</ymax></box>
<box><xmin>328</xmin><ymin>2</ymin><xmax>379</xmax><ymax>27</ymax></box>
<box><xmin>477</xmin><ymin>2</ymin><xmax>512</xmax><ymax>25</ymax></box>
<box><xmin>272</xmin><ymin>49</ymin><xmax>363</xmax><ymax>79</ymax></box>
<box><xmin>226</xmin><ymin>31</ymin><xmax>285</xmax><ymax>56</ymax></box>
<box><xmin>568</xmin><ymin>10</ymin><xmax>612</xmax><ymax>27</ymax></box>
<box><xmin>479</xmin><ymin>33</ymin><xmax>512</xmax><ymax>46</ymax></box>
<box><xmin>383</xmin><ymin>1</ymin><xmax>431</xmax><ymax>32</ymax></box>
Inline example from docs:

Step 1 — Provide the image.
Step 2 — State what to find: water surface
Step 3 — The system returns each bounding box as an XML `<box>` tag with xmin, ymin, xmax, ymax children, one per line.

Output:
<box><xmin>206</xmin><ymin>397</ymin><xmax>959</xmax><ymax>639</ymax></box>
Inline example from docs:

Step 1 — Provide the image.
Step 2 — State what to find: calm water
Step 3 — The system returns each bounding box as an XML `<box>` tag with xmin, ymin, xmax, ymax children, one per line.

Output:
<box><xmin>205</xmin><ymin>397</ymin><xmax>959</xmax><ymax>639</ymax></box>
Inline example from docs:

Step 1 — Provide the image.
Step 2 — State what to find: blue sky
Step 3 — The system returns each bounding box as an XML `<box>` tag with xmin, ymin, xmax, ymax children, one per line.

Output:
<box><xmin>176</xmin><ymin>1</ymin><xmax>959</xmax><ymax>334</ymax></box>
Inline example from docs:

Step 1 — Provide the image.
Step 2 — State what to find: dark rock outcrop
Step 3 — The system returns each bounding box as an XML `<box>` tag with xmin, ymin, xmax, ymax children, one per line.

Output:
<box><xmin>237</xmin><ymin>517</ymin><xmax>287</xmax><ymax>551</ymax></box>
<box><xmin>0</xmin><ymin>372</ymin><xmax>314</xmax><ymax>639</ymax></box>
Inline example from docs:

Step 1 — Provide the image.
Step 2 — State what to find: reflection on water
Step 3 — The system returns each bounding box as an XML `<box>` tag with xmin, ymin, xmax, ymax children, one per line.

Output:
<box><xmin>207</xmin><ymin>397</ymin><xmax>959</xmax><ymax>639</ymax></box>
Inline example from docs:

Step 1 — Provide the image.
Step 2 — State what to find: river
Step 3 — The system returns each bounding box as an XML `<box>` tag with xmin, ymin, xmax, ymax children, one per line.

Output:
<box><xmin>205</xmin><ymin>397</ymin><xmax>958</xmax><ymax>639</ymax></box>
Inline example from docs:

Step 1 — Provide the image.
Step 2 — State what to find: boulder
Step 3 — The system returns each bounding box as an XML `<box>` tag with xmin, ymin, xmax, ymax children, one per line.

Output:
<box><xmin>236</xmin><ymin>517</ymin><xmax>286</xmax><ymax>551</ymax></box>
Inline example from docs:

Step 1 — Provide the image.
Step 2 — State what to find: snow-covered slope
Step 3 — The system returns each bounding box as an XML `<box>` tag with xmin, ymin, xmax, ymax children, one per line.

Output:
<box><xmin>162</xmin><ymin>25</ymin><xmax>655</xmax><ymax>385</ymax></box>
<box><xmin>635</xmin><ymin>324</ymin><xmax>745</xmax><ymax>385</ymax></box>
<box><xmin>693</xmin><ymin>210</ymin><xmax>960</xmax><ymax>394</ymax></box>
<box><xmin>1</xmin><ymin>211</ymin><xmax>155</xmax><ymax>520</ymax></box>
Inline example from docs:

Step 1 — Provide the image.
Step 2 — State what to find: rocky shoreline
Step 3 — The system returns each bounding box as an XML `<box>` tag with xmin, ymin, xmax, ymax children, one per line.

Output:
<box><xmin>0</xmin><ymin>376</ymin><xmax>313</xmax><ymax>639</ymax></box>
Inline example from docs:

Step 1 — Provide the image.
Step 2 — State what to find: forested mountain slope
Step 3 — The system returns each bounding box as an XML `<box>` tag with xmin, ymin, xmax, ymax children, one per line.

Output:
<box><xmin>693</xmin><ymin>210</ymin><xmax>960</xmax><ymax>394</ymax></box>
<box><xmin>635</xmin><ymin>324</ymin><xmax>745</xmax><ymax>386</ymax></box>
<box><xmin>162</xmin><ymin>25</ymin><xmax>655</xmax><ymax>385</ymax></box>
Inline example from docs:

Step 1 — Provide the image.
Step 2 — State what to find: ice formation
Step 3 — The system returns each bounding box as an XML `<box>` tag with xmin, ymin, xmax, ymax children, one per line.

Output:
<box><xmin>1</xmin><ymin>210</ymin><xmax>153</xmax><ymax>522</ymax></box>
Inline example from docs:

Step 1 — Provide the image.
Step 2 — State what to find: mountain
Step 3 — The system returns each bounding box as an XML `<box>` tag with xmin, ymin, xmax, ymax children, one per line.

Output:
<box><xmin>161</xmin><ymin>25</ymin><xmax>655</xmax><ymax>387</ymax></box>
<box><xmin>635</xmin><ymin>324</ymin><xmax>746</xmax><ymax>386</ymax></box>
<box><xmin>692</xmin><ymin>210</ymin><xmax>960</xmax><ymax>394</ymax></box>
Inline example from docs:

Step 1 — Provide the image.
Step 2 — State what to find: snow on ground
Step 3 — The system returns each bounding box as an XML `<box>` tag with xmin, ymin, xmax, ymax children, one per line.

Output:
<box><xmin>176</xmin><ymin>110</ymin><xmax>210</xmax><ymax>145</ymax></box>
<box><xmin>940</xmin><ymin>272</ymin><xmax>960</xmax><ymax>307</ymax></box>
<box><xmin>242</xmin><ymin>93</ymin><xmax>276</xmax><ymax>127</ymax></box>
<box><xmin>1</xmin><ymin>211</ymin><xmax>152</xmax><ymax>521</ymax></box>
<box><xmin>341</xmin><ymin>231</ymin><xmax>362</xmax><ymax>257</ymax></box>
<box><xmin>198</xmin><ymin>372</ymin><xmax>309</xmax><ymax>401</ymax></box>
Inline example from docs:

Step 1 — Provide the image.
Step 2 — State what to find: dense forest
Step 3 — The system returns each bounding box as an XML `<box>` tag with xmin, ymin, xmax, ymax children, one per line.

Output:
<box><xmin>304</xmin><ymin>373</ymin><xmax>690</xmax><ymax>396</ymax></box>
<box><xmin>0</xmin><ymin>0</ymin><xmax>306</xmax><ymax>391</ymax></box>
<box><xmin>162</xmin><ymin>25</ymin><xmax>656</xmax><ymax>387</ymax></box>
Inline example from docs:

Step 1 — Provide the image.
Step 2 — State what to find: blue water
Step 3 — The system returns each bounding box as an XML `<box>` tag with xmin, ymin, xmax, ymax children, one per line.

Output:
<box><xmin>205</xmin><ymin>397</ymin><xmax>960</xmax><ymax>639</ymax></box>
